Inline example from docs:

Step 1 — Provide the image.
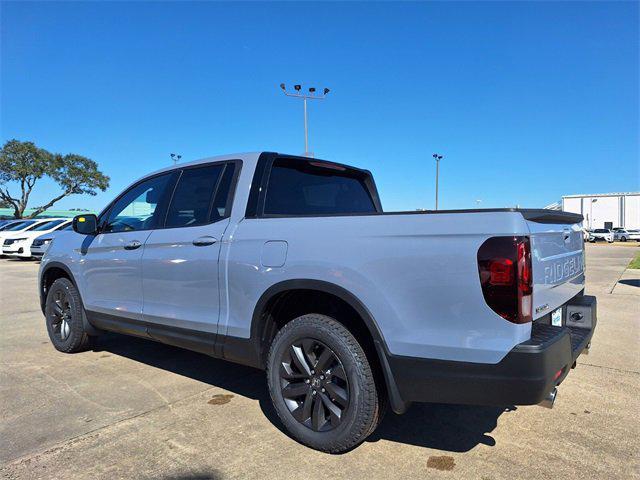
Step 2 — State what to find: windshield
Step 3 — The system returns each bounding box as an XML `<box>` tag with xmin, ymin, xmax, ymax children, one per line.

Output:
<box><xmin>0</xmin><ymin>222</ymin><xmax>20</xmax><ymax>231</ymax></box>
<box><xmin>5</xmin><ymin>220</ymin><xmax>36</xmax><ymax>231</ymax></box>
<box><xmin>594</xmin><ymin>229</ymin><xmax>609</xmax><ymax>233</ymax></box>
<box><xmin>54</xmin><ymin>221</ymin><xmax>71</xmax><ymax>231</ymax></box>
<box><xmin>31</xmin><ymin>219</ymin><xmax>67</xmax><ymax>231</ymax></box>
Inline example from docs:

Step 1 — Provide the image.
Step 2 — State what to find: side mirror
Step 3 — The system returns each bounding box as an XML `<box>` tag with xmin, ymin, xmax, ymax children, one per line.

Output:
<box><xmin>72</xmin><ymin>214</ymin><xmax>98</xmax><ymax>235</ymax></box>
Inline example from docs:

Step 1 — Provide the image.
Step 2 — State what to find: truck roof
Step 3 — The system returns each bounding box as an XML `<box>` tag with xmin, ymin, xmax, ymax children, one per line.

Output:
<box><xmin>147</xmin><ymin>152</ymin><xmax>263</xmax><ymax>178</ymax></box>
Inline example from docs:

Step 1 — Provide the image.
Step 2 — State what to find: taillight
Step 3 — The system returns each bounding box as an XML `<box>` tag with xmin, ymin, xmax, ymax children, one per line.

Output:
<box><xmin>477</xmin><ymin>236</ymin><xmax>533</xmax><ymax>324</ymax></box>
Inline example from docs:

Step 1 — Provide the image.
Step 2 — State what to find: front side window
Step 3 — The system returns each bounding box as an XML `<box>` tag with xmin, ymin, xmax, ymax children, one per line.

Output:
<box><xmin>103</xmin><ymin>173</ymin><xmax>173</xmax><ymax>233</ymax></box>
<box><xmin>263</xmin><ymin>158</ymin><xmax>376</xmax><ymax>216</ymax></box>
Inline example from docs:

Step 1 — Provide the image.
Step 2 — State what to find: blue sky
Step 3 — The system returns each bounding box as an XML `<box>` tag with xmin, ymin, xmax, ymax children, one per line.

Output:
<box><xmin>1</xmin><ymin>1</ymin><xmax>638</xmax><ymax>212</ymax></box>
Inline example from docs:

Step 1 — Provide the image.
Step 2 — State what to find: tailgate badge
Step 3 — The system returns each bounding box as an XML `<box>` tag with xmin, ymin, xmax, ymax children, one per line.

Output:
<box><xmin>535</xmin><ymin>303</ymin><xmax>550</xmax><ymax>314</ymax></box>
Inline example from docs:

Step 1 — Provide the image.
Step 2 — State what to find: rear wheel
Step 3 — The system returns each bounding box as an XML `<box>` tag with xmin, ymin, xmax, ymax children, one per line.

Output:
<box><xmin>45</xmin><ymin>278</ymin><xmax>92</xmax><ymax>353</ymax></box>
<box><xmin>266</xmin><ymin>314</ymin><xmax>380</xmax><ymax>453</ymax></box>
<box><xmin>621</xmin><ymin>236</ymin><xmax>627</xmax><ymax>242</ymax></box>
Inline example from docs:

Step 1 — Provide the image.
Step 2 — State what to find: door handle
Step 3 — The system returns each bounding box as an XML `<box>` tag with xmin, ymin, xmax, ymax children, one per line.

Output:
<box><xmin>123</xmin><ymin>240</ymin><xmax>142</xmax><ymax>250</ymax></box>
<box><xmin>192</xmin><ymin>236</ymin><xmax>217</xmax><ymax>247</ymax></box>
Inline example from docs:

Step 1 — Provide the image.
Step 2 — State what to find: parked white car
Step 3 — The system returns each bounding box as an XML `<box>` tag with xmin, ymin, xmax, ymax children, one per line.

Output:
<box><xmin>612</xmin><ymin>228</ymin><xmax>640</xmax><ymax>242</ymax></box>
<box><xmin>2</xmin><ymin>219</ymin><xmax>70</xmax><ymax>258</ymax></box>
<box><xmin>0</xmin><ymin>219</ymin><xmax>49</xmax><ymax>255</ymax></box>
<box><xmin>30</xmin><ymin>223</ymin><xmax>74</xmax><ymax>258</ymax></box>
<box><xmin>588</xmin><ymin>228</ymin><xmax>614</xmax><ymax>243</ymax></box>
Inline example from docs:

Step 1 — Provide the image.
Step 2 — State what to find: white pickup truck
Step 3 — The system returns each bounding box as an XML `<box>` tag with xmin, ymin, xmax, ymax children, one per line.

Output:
<box><xmin>39</xmin><ymin>152</ymin><xmax>597</xmax><ymax>452</ymax></box>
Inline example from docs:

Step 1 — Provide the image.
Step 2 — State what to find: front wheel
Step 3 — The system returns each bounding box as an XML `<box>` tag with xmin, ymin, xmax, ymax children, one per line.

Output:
<box><xmin>45</xmin><ymin>278</ymin><xmax>92</xmax><ymax>353</ymax></box>
<box><xmin>621</xmin><ymin>236</ymin><xmax>628</xmax><ymax>242</ymax></box>
<box><xmin>266</xmin><ymin>314</ymin><xmax>381</xmax><ymax>453</ymax></box>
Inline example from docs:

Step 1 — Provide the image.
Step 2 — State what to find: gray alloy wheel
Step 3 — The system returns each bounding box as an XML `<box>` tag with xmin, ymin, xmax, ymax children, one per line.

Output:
<box><xmin>45</xmin><ymin>278</ymin><xmax>92</xmax><ymax>353</ymax></box>
<box><xmin>267</xmin><ymin>314</ymin><xmax>380</xmax><ymax>453</ymax></box>
<box><xmin>50</xmin><ymin>288</ymin><xmax>72</xmax><ymax>341</ymax></box>
<box><xmin>279</xmin><ymin>338</ymin><xmax>350</xmax><ymax>432</ymax></box>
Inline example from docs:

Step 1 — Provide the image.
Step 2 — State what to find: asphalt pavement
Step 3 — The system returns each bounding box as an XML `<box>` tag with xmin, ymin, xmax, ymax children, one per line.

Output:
<box><xmin>1</xmin><ymin>244</ymin><xmax>638</xmax><ymax>480</ymax></box>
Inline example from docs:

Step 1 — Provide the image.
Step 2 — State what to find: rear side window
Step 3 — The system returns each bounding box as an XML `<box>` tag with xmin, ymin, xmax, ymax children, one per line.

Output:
<box><xmin>165</xmin><ymin>163</ymin><xmax>236</xmax><ymax>228</ymax></box>
<box><xmin>210</xmin><ymin>163</ymin><xmax>236</xmax><ymax>220</ymax></box>
<box><xmin>264</xmin><ymin>158</ymin><xmax>376</xmax><ymax>216</ymax></box>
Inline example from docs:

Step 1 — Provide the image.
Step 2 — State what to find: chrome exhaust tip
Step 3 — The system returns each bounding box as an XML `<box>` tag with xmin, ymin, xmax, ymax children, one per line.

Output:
<box><xmin>539</xmin><ymin>387</ymin><xmax>558</xmax><ymax>409</ymax></box>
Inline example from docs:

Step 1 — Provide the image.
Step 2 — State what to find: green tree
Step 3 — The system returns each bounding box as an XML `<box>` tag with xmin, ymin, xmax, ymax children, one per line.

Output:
<box><xmin>0</xmin><ymin>139</ymin><xmax>110</xmax><ymax>218</ymax></box>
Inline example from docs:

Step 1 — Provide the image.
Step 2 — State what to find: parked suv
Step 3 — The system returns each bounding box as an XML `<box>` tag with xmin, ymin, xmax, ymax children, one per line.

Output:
<box><xmin>39</xmin><ymin>152</ymin><xmax>596</xmax><ymax>452</ymax></box>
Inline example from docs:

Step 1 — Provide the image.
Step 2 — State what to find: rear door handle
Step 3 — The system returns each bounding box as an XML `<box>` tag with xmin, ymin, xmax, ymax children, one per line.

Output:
<box><xmin>192</xmin><ymin>236</ymin><xmax>217</xmax><ymax>247</ymax></box>
<box><xmin>123</xmin><ymin>240</ymin><xmax>142</xmax><ymax>250</ymax></box>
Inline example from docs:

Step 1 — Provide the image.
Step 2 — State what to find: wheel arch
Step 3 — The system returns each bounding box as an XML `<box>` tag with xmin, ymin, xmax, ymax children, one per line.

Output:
<box><xmin>39</xmin><ymin>262</ymin><xmax>100</xmax><ymax>336</ymax></box>
<box><xmin>246</xmin><ymin>279</ymin><xmax>409</xmax><ymax>414</ymax></box>
<box><xmin>40</xmin><ymin>262</ymin><xmax>77</xmax><ymax>313</ymax></box>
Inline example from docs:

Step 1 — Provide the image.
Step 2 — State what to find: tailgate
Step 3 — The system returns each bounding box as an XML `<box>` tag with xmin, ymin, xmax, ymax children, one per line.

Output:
<box><xmin>524</xmin><ymin>212</ymin><xmax>585</xmax><ymax>320</ymax></box>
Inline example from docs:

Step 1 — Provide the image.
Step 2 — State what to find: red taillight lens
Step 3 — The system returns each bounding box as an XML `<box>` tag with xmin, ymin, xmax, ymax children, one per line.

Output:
<box><xmin>478</xmin><ymin>236</ymin><xmax>533</xmax><ymax>324</ymax></box>
<box><xmin>489</xmin><ymin>258</ymin><xmax>514</xmax><ymax>285</ymax></box>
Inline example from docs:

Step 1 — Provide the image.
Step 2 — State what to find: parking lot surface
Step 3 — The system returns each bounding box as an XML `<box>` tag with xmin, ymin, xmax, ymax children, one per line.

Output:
<box><xmin>1</xmin><ymin>245</ymin><xmax>639</xmax><ymax>480</ymax></box>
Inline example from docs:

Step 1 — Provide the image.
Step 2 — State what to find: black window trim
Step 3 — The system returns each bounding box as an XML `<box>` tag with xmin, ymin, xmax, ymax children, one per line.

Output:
<box><xmin>97</xmin><ymin>159</ymin><xmax>242</xmax><ymax>235</ymax></box>
<box><xmin>161</xmin><ymin>160</ymin><xmax>242</xmax><ymax>230</ymax></box>
<box><xmin>246</xmin><ymin>153</ymin><xmax>383</xmax><ymax>219</ymax></box>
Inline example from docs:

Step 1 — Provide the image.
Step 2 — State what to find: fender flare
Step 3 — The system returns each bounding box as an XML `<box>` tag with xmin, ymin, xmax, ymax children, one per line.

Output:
<box><xmin>250</xmin><ymin>279</ymin><xmax>410</xmax><ymax>414</ymax></box>
<box><xmin>40</xmin><ymin>261</ymin><xmax>101</xmax><ymax>336</ymax></box>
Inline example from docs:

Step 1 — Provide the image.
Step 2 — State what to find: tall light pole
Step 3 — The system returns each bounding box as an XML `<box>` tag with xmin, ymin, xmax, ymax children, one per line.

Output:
<box><xmin>170</xmin><ymin>153</ymin><xmax>182</xmax><ymax>166</ymax></box>
<box><xmin>432</xmin><ymin>153</ymin><xmax>443</xmax><ymax>210</ymax></box>
<box><xmin>280</xmin><ymin>83</ymin><xmax>330</xmax><ymax>157</ymax></box>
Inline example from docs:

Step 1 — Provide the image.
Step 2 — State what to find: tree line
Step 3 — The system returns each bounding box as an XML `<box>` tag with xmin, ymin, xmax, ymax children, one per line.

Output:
<box><xmin>0</xmin><ymin>139</ymin><xmax>110</xmax><ymax>218</ymax></box>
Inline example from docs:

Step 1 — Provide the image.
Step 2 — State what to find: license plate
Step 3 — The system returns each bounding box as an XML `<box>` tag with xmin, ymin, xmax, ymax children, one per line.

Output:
<box><xmin>551</xmin><ymin>307</ymin><xmax>563</xmax><ymax>326</ymax></box>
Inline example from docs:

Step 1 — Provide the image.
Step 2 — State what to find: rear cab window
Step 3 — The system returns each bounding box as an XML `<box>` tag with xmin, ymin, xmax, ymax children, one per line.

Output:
<box><xmin>263</xmin><ymin>157</ymin><xmax>378</xmax><ymax>216</ymax></box>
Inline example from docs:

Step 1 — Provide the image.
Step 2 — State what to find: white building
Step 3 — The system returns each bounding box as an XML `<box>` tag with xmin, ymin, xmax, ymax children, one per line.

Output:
<box><xmin>562</xmin><ymin>192</ymin><xmax>640</xmax><ymax>230</ymax></box>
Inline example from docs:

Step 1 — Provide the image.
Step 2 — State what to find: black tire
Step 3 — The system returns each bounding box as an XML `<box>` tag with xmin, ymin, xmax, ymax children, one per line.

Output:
<box><xmin>266</xmin><ymin>314</ymin><xmax>380</xmax><ymax>453</ymax></box>
<box><xmin>621</xmin><ymin>236</ymin><xmax>627</xmax><ymax>242</ymax></box>
<box><xmin>45</xmin><ymin>278</ymin><xmax>92</xmax><ymax>353</ymax></box>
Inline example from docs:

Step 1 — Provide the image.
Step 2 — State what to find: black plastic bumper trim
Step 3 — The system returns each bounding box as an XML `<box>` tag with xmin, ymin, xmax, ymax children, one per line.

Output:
<box><xmin>388</xmin><ymin>296</ymin><xmax>596</xmax><ymax>407</ymax></box>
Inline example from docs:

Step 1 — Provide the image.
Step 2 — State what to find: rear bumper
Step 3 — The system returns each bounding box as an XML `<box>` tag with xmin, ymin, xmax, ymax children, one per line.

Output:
<box><xmin>388</xmin><ymin>295</ymin><xmax>596</xmax><ymax>407</ymax></box>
